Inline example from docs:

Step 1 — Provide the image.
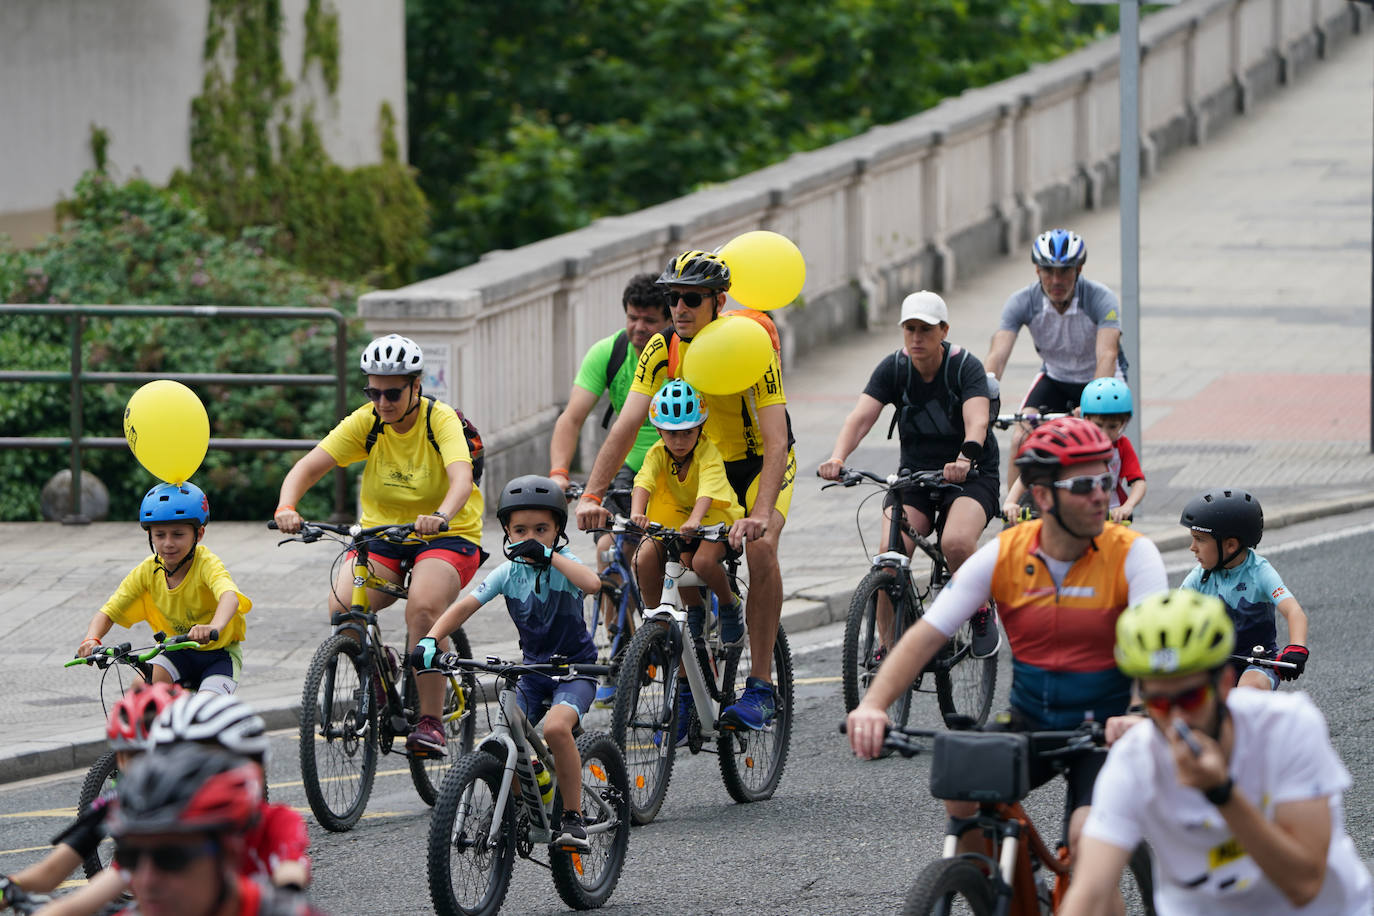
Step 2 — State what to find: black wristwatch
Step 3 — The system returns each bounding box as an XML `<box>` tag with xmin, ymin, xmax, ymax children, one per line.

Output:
<box><xmin>1203</xmin><ymin>777</ymin><xmax>1234</xmax><ymax>806</ymax></box>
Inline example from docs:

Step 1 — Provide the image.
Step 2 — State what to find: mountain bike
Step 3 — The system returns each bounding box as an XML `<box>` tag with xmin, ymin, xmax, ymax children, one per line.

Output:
<box><xmin>65</xmin><ymin>631</ymin><xmax>208</xmax><ymax>877</ymax></box>
<box><xmin>271</xmin><ymin>519</ymin><xmax>478</xmax><ymax>831</ymax></box>
<box><xmin>824</xmin><ymin>467</ymin><xmax>997</xmax><ymax>730</ymax></box>
<box><xmin>426</xmin><ymin>654</ymin><xmax>629</xmax><ymax>916</ymax></box>
<box><xmin>608</xmin><ymin>517</ymin><xmax>794</xmax><ymax>824</ymax></box>
<box><xmin>861</xmin><ymin>719</ymin><xmax>1154</xmax><ymax>915</ymax></box>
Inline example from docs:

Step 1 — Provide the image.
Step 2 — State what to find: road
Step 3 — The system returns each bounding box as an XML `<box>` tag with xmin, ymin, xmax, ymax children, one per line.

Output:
<box><xmin>4</xmin><ymin>511</ymin><xmax>1373</xmax><ymax>914</ymax></box>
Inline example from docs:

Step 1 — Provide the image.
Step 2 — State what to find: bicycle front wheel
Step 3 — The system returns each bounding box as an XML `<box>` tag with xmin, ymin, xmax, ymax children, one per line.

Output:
<box><xmin>842</xmin><ymin>569</ymin><xmax>916</xmax><ymax>729</ymax></box>
<box><xmin>550</xmin><ymin>731</ymin><xmax>631</xmax><ymax>910</ymax></box>
<box><xmin>934</xmin><ymin>601</ymin><xmax>998</xmax><ymax>727</ymax></box>
<box><xmin>77</xmin><ymin>750</ymin><xmax>119</xmax><ymax>877</ymax></box>
<box><xmin>718</xmin><ymin>625</ymin><xmax>793</xmax><ymax>803</ymax></box>
<box><xmin>299</xmin><ymin>633</ymin><xmax>378</xmax><ymax>832</ymax></box>
<box><xmin>427</xmin><ymin>751</ymin><xmax>515</xmax><ymax>916</ymax></box>
<box><xmin>411</xmin><ymin>627</ymin><xmax>480</xmax><ymax>805</ymax></box>
<box><xmin>609</xmin><ymin>620</ymin><xmax>678</xmax><ymax>825</ymax></box>
<box><xmin>903</xmin><ymin>858</ymin><xmax>997</xmax><ymax>915</ymax></box>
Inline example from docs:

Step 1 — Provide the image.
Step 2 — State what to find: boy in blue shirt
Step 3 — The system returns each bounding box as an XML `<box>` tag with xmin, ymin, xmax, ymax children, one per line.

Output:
<box><xmin>411</xmin><ymin>475</ymin><xmax>601</xmax><ymax>848</ymax></box>
<box><xmin>1179</xmin><ymin>487</ymin><xmax>1309</xmax><ymax>690</ymax></box>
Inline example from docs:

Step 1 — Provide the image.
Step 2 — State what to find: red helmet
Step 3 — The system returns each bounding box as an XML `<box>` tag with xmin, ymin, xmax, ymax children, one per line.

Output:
<box><xmin>1014</xmin><ymin>417</ymin><xmax>1113</xmax><ymax>480</ymax></box>
<box><xmin>106</xmin><ymin>683</ymin><xmax>186</xmax><ymax>751</ymax></box>
<box><xmin>110</xmin><ymin>745</ymin><xmax>262</xmax><ymax>837</ymax></box>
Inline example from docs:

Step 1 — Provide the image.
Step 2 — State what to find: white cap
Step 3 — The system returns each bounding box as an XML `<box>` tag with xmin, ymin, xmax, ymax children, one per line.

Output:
<box><xmin>899</xmin><ymin>290</ymin><xmax>949</xmax><ymax>326</ymax></box>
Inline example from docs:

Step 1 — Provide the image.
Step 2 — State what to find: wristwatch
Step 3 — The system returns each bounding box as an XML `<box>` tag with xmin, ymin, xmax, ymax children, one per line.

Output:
<box><xmin>1203</xmin><ymin>777</ymin><xmax>1234</xmax><ymax>806</ymax></box>
<box><xmin>432</xmin><ymin>509</ymin><xmax>450</xmax><ymax>521</ymax></box>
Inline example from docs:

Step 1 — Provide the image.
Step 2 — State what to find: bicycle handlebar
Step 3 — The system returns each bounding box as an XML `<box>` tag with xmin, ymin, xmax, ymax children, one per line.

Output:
<box><xmin>563</xmin><ymin>483</ymin><xmax>633</xmax><ymax>502</ymax></box>
<box><xmin>66</xmin><ymin>631</ymin><xmax>212</xmax><ymax>667</ymax></box>
<box><xmin>819</xmin><ymin>466</ymin><xmax>971</xmax><ymax>493</ymax></box>
<box><xmin>992</xmin><ymin>411</ymin><xmax>1070</xmax><ymax>430</ymax></box>
<box><xmin>839</xmin><ymin>719</ymin><xmax>1106</xmax><ymax>760</ymax></box>
<box><xmin>1230</xmin><ymin>645</ymin><xmax>1299</xmax><ymax>670</ymax></box>
<box><xmin>267</xmin><ymin>519</ymin><xmax>444</xmax><ymax>546</ymax></box>
<box><xmin>432</xmin><ymin>653</ymin><xmax>612</xmax><ymax>681</ymax></box>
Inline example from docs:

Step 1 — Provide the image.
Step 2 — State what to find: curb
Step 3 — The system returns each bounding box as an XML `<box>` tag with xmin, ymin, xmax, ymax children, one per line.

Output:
<box><xmin>9</xmin><ymin>491</ymin><xmax>1373</xmax><ymax>787</ymax></box>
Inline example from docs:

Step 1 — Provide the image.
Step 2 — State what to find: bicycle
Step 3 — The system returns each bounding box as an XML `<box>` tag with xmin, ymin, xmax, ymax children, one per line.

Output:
<box><xmin>65</xmin><ymin>630</ymin><xmax>208</xmax><ymax>877</ymax></box>
<box><xmin>993</xmin><ymin>412</ymin><xmax>1070</xmax><ymax>523</ymax></box>
<box><xmin>608</xmin><ymin>517</ymin><xmax>794</xmax><ymax>824</ymax></box>
<box><xmin>862</xmin><ymin>719</ymin><xmax>1154</xmax><ymax>915</ymax></box>
<box><xmin>823</xmin><ymin>467</ymin><xmax>997</xmax><ymax>730</ymax></box>
<box><xmin>0</xmin><ymin>878</ymin><xmax>52</xmax><ymax>915</ymax></box>
<box><xmin>425</xmin><ymin>654</ymin><xmax>629</xmax><ymax>916</ymax></box>
<box><xmin>270</xmin><ymin>519</ymin><xmax>479</xmax><ymax>831</ymax></box>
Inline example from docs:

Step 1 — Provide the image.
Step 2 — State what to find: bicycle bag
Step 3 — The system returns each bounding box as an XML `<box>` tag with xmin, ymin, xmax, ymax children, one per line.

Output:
<box><xmin>929</xmin><ymin>731</ymin><xmax>1030</xmax><ymax>804</ymax></box>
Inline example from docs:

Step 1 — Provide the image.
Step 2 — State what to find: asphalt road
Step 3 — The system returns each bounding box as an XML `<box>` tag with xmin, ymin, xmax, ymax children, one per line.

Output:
<box><xmin>4</xmin><ymin>511</ymin><xmax>1372</xmax><ymax>914</ymax></box>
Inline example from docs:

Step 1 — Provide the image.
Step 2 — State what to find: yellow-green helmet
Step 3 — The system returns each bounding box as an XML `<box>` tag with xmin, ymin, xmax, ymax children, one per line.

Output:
<box><xmin>1115</xmin><ymin>589</ymin><xmax>1235</xmax><ymax>678</ymax></box>
<box><xmin>657</xmin><ymin>250</ymin><xmax>731</xmax><ymax>290</ymax></box>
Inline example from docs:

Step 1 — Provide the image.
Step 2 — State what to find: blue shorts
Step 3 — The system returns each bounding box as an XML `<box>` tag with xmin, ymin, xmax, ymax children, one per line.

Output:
<box><xmin>151</xmin><ymin>647</ymin><xmax>238</xmax><ymax>695</ymax></box>
<box><xmin>1245</xmin><ymin>664</ymin><xmax>1281</xmax><ymax>690</ymax></box>
<box><xmin>516</xmin><ymin>672</ymin><xmax>597</xmax><ymax>724</ymax></box>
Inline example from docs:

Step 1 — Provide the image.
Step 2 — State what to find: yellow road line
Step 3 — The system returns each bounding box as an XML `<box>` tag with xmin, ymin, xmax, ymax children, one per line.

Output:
<box><xmin>793</xmin><ymin>675</ymin><xmax>841</xmax><ymax>686</ymax></box>
<box><xmin>0</xmin><ymin>844</ymin><xmax>53</xmax><ymax>856</ymax></box>
<box><xmin>0</xmin><ymin>807</ymin><xmax>77</xmax><ymax>819</ymax></box>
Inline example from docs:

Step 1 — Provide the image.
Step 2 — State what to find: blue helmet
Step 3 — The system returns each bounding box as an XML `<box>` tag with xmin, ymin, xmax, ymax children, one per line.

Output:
<box><xmin>1079</xmin><ymin>377</ymin><xmax>1132</xmax><ymax>416</ymax></box>
<box><xmin>1031</xmin><ymin>229</ymin><xmax>1087</xmax><ymax>269</ymax></box>
<box><xmin>140</xmin><ymin>482</ymin><xmax>209</xmax><ymax>528</ymax></box>
<box><xmin>649</xmin><ymin>379</ymin><xmax>708</xmax><ymax>430</ymax></box>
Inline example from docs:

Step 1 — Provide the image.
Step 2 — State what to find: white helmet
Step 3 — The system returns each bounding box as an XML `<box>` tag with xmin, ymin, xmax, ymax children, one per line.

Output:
<box><xmin>149</xmin><ymin>693</ymin><xmax>270</xmax><ymax>762</ymax></box>
<box><xmin>360</xmin><ymin>334</ymin><xmax>423</xmax><ymax>376</ymax></box>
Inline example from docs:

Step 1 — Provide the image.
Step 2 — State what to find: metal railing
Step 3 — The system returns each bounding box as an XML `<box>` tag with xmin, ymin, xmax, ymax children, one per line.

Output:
<box><xmin>0</xmin><ymin>304</ymin><xmax>350</xmax><ymax>523</ymax></box>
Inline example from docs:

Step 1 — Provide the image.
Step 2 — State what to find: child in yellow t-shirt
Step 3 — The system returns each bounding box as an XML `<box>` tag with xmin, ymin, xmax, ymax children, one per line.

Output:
<box><xmin>631</xmin><ymin>379</ymin><xmax>745</xmax><ymax>647</ymax></box>
<box><xmin>76</xmin><ymin>482</ymin><xmax>251</xmax><ymax>695</ymax></box>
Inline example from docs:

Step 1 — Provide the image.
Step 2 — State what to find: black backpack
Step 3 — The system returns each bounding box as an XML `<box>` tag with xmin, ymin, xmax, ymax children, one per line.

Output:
<box><xmin>885</xmin><ymin>343</ymin><xmax>973</xmax><ymax>440</ymax></box>
<box><xmin>364</xmin><ymin>394</ymin><xmax>485</xmax><ymax>485</ymax></box>
<box><xmin>599</xmin><ymin>329</ymin><xmax>631</xmax><ymax>429</ymax></box>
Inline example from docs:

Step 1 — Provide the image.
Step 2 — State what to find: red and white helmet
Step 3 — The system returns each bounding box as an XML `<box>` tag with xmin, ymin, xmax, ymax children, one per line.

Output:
<box><xmin>106</xmin><ymin>683</ymin><xmax>186</xmax><ymax>751</ymax></box>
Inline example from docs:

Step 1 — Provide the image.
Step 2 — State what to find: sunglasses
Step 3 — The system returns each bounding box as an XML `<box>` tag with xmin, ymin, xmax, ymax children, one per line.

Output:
<box><xmin>663</xmin><ymin>290</ymin><xmax>714</xmax><ymax>309</ymax></box>
<box><xmin>114</xmin><ymin>840</ymin><xmax>215</xmax><ymax>873</ymax></box>
<box><xmin>1141</xmin><ymin>682</ymin><xmax>1212</xmax><ymax>716</ymax></box>
<box><xmin>362</xmin><ymin>386</ymin><xmax>408</xmax><ymax>403</ymax></box>
<box><xmin>1050</xmin><ymin>473</ymin><xmax>1114</xmax><ymax>496</ymax></box>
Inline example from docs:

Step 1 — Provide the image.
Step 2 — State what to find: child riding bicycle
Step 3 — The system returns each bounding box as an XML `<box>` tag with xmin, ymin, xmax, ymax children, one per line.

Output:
<box><xmin>77</xmin><ymin>482</ymin><xmax>251</xmax><ymax>695</ymax></box>
<box><xmin>412</xmin><ymin>475</ymin><xmax>602</xmax><ymax>848</ymax></box>
<box><xmin>1178</xmin><ymin>487</ymin><xmax>1309</xmax><ymax>690</ymax></box>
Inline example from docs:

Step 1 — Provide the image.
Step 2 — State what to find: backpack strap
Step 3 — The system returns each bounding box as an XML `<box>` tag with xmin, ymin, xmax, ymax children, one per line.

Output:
<box><xmin>364</xmin><ymin>395</ymin><xmax>441</xmax><ymax>456</ymax></box>
<box><xmin>886</xmin><ymin>343</ymin><xmax>966</xmax><ymax>440</ymax></box>
<box><xmin>600</xmin><ymin>329</ymin><xmax>630</xmax><ymax>429</ymax></box>
<box><xmin>885</xmin><ymin>349</ymin><xmax>909</xmax><ymax>440</ymax></box>
<box><xmin>422</xmin><ymin>395</ymin><xmax>441</xmax><ymax>455</ymax></box>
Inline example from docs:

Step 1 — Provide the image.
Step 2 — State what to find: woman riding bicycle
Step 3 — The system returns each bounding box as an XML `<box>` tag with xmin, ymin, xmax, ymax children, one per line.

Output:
<box><xmin>273</xmin><ymin>334</ymin><xmax>486</xmax><ymax>757</ymax></box>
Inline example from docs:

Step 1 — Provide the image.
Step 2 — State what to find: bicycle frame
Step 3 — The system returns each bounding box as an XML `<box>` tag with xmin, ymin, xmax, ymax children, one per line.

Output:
<box><xmin>940</xmin><ymin>804</ymin><xmax>1070</xmax><ymax>915</ymax></box>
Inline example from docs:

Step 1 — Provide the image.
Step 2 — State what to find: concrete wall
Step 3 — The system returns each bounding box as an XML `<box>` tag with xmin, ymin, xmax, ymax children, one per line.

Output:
<box><xmin>359</xmin><ymin>0</ymin><xmax>1368</xmax><ymax>492</ymax></box>
<box><xmin>0</xmin><ymin>0</ymin><xmax>404</xmax><ymax>243</ymax></box>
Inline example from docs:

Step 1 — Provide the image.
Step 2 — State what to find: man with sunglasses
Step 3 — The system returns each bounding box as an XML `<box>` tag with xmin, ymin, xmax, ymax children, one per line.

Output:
<box><xmin>575</xmin><ymin>249</ymin><xmax>794</xmax><ymax>731</ymax></box>
<box><xmin>1062</xmin><ymin>590</ymin><xmax>1371</xmax><ymax>915</ymax></box>
<box><xmin>273</xmin><ymin>333</ymin><xmax>486</xmax><ymax>757</ymax></box>
<box><xmin>848</xmin><ymin>417</ymin><xmax>1167</xmax><ymax>867</ymax></box>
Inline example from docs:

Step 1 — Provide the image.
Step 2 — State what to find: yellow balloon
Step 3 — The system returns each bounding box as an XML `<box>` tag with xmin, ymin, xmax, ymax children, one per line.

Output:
<box><xmin>719</xmin><ymin>230</ymin><xmax>806</xmax><ymax>311</ymax></box>
<box><xmin>680</xmin><ymin>316</ymin><xmax>774</xmax><ymax>396</ymax></box>
<box><xmin>123</xmin><ymin>380</ymin><xmax>210</xmax><ymax>485</ymax></box>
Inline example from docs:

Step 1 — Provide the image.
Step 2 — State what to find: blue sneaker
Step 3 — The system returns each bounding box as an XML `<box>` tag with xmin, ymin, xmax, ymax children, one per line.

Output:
<box><xmin>717</xmin><ymin>598</ymin><xmax>746</xmax><ymax>648</ymax></box>
<box><xmin>654</xmin><ymin>681</ymin><xmax>692</xmax><ymax>748</ymax></box>
<box><xmin>720</xmin><ymin>677</ymin><xmax>775</xmax><ymax>731</ymax></box>
<box><xmin>592</xmin><ymin>682</ymin><xmax>616</xmax><ymax>709</ymax></box>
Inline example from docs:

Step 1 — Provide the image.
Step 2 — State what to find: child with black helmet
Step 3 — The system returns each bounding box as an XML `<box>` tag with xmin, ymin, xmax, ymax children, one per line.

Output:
<box><xmin>1179</xmin><ymin>488</ymin><xmax>1309</xmax><ymax>690</ymax></box>
<box><xmin>411</xmin><ymin>475</ymin><xmax>602</xmax><ymax>848</ymax></box>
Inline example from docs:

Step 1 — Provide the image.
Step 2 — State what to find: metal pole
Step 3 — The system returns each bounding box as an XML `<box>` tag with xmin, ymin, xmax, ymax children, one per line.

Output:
<box><xmin>1120</xmin><ymin>0</ymin><xmax>1144</xmax><ymax>457</ymax></box>
<box><xmin>64</xmin><ymin>314</ymin><xmax>90</xmax><ymax>524</ymax></box>
<box><xmin>331</xmin><ymin>317</ymin><xmax>351</xmax><ymax>522</ymax></box>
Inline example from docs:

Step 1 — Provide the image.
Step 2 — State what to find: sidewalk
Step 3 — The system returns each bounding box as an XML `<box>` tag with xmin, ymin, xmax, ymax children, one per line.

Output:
<box><xmin>2</xmin><ymin>33</ymin><xmax>1370</xmax><ymax>784</ymax></box>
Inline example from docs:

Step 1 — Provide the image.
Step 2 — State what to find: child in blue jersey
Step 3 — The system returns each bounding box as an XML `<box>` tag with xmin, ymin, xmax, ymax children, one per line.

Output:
<box><xmin>1179</xmin><ymin>488</ymin><xmax>1309</xmax><ymax>690</ymax></box>
<box><xmin>411</xmin><ymin>475</ymin><xmax>601</xmax><ymax>848</ymax></box>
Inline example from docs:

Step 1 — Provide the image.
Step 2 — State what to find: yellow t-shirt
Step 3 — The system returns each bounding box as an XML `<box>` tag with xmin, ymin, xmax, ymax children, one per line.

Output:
<box><xmin>99</xmin><ymin>545</ymin><xmax>251</xmax><ymax>656</ymax></box>
<box><xmin>630</xmin><ymin>329</ymin><xmax>786</xmax><ymax>463</ymax></box>
<box><xmin>319</xmin><ymin>400</ymin><xmax>484</xmax><ymax>544</ymax></box>
<box><xmin>633</xmin><ymin>437</ymin><xmax>744</xmax><ymax>528</ymax></box>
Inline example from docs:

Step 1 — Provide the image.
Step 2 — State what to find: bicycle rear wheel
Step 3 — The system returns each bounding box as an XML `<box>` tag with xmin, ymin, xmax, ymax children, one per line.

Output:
<box><xmin>299</xmin><ymin>633</ymin><xmax>378</xmax><ymax>832</ymax></box>
<box><xmin>842</xmin><ymin>569</ymin><xmax>917</xmax><ymax>729</ymax></box>
<box><xmin>718</xmin><ymin>625</ymin><xmax>793</xmax><ymax>803</ymax></box>
<box><xmin>609</xmin><ymin>620</ymin><xmax>678</xmax><ymax>825</ymax></box>
<box><xmin>411</xmin><ymin>627</ymin><xmax>480</xmax><ymax>805</ymax></box>
<box><xmin>903</xmin><ymin>858</ymin><xmax>996</xmax><ymax>915</ymax></box>
<box><xmin>550</xmin><ymin>731</ymin><xmax>631</xmax><ymax>910</ymax></box>
<box><xmin>77</xmin><ymin>750</ymin><xmax>119</xmax><ymax>877</ymax></box>
<box><xmin>935</xmin><ymin>601</ymin><xmax>997</xmax><ymax>727</ymax></box>
<box><xmin>427</xmin><ymin>751</ymin><xmax>516</xmax><ymax>916</ymax></box>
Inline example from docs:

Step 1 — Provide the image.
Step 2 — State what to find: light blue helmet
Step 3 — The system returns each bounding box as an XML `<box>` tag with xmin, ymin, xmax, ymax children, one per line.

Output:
<box><xmin>649</xmin><ymin>379</ymin><xmax>708</xmax><ymax>430</ymax></box>
<box><xmin>1079</xmin><ymin>377</ymin><xmax>1132</xmax><ymax>416</ymax></box>
<box><xmin>140</xmin><ymin>482</ymin><xmax>209</xmax><ymax>528</ymax></box>
<box><xmin>1031</xmin><ymin>229</ymin><xmax>1087</xmax><ymax>269</ymax></box>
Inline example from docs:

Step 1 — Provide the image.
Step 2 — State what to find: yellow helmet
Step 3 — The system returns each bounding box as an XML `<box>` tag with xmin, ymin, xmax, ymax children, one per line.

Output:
<box><xmin>1115</xmin><ymin>589</ymin><xmax>1235</xmax><ymax>678</ymax></box>
<box><xmin>656</xmin><ymin>250</ymin><xmax>731</xmax><ymax>290</ymax></box>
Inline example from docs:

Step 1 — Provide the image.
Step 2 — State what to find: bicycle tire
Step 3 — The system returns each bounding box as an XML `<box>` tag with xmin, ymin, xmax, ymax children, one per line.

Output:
<box><xmin>550</xmin><ymin>731</ymin><xmax>631</xmax><ymax>910</ymax></box>
<box><xmin>427</xmin><ymin>750</ymin><xmax>516</xmax><ymax>916</ymax></box>
<box><xmin>842</xmin><ymin>569</ymin><xmax>915</xmax><ymax>731</ymax></box>
<box><xmin>77</xmin><ymin>750</ymin><xmax>119</xmax><ymax>877</ymax></box>
<box><xmin>299</xmin><ymin>633</ymin><xmax>378</xmax><ymax>832</ymax></box>
<box><xmin>718</xmin><ymin>625</ymin><xmax>793</xmax><ymax>803</ymax></box>
<box><xmin>410</xmin><ymin>627</ymin><xmax>479</xmax><ymax>805</ymax></box>
<box><xmin>608</xmin><ymin>620</ymin><xmax>678</xmax><ymax>825</ymax></box>
<box><xmin>902</xmin><ymin>857</ymin><xmax>997</xmax><ymax>916</ymax></box>
<box><xmin>935</xmin><ymin>597</ymin><xmax>997</xmax><ymax>728</ymax></box>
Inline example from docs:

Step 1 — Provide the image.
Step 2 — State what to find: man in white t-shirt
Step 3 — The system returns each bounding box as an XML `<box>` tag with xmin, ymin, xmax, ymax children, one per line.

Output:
<box><xmin>1062</xmin><ymin>590</ymin><xmax>1371</xmax><ymax>915</ymax></box>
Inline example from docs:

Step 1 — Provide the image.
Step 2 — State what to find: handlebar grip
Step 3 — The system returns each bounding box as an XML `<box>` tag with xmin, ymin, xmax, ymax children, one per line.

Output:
<box><xmin>267</xmin><ymin>520</ymin><xmax>279</xmax><ymax>530</ymax></box>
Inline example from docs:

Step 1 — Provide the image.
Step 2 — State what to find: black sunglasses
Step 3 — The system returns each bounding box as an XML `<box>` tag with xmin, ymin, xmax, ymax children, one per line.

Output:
<box><xmin>663</xmin><ymin>290</ymin><xmax>714</xmax><ymax>309</ymax></box>
<box><xmin>362</xmin><ymin>386</ymin><xmax>408</xmax><ymax>403</ymax></box>
<box><xmin>114</xmin><ymin>840</ymin><xmax>215</xmax><ymax>873</ymax></box>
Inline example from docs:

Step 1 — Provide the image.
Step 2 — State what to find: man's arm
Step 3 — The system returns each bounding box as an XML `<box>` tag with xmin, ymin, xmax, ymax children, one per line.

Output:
<box><xmin>983</xmin><ymin>329</ymin><xmax>1017</xmax><ymax>380</ymax></box>
<box><xmin>818</xmin><ymin>395</ymin><xmax>884</xmax><ymax>479</ymax></box>
<box><xmin>1094</xmin><ymin>327</ymin><xmax>1121</xmax><ymax>380</ymax></box>
<box><xmin>576</xmin><ymin>390</ymin><xmax>651</xmax><ymax>530</ymax></box>
<box><xmin>1058</xmin><ymin>836</ymin><xmax>1135</xmax><ymax>916</ymax></box>
<box><xmin>945</xmin><ymin>395</ymin><xmax>990</xmax><ymax>483</ymax></box>
<box><xmin>731</xmin><ymin>402</ymin><xmax>787</xmax><ymax>543</ymax></box>
<box><xmin>548</xmin><ymin>385</ymin><xmax>599</xmax><ymax>490</ymax></box>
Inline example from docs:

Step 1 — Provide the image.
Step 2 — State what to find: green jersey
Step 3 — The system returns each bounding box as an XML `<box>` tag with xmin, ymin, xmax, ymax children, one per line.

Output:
<box><xmin>573</xmin><ymin>331</ymin><xmax>658</xmax><ymax>471</ymax></box>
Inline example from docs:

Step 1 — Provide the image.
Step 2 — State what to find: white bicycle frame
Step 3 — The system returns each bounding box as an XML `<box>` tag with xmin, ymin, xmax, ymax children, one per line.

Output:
<box><xmin>644</xmin><ymin>555</ymin><xmax>729</xmax><ymax>746</ymax></box>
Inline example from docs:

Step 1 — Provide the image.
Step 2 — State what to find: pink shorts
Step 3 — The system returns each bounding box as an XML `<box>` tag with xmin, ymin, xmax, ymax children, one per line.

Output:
<box><xmin>350</xmin><ymin>534</ymin><xmax>485</xmax><ymax>587</ymax></box>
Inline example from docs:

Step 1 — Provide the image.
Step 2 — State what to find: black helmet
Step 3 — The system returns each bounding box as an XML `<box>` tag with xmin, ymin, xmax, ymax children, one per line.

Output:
<box><xmin>656</xmin><ymin>250</ymin><xmax>731</xmax><ymax>290</ymax></box>
<box><xmin>110</xmin><ymin>744</ymin><xmax>262</xmax><ymax>837</ymax></box>
<box><xmin>1180</xmin><ymin>488</ymin><xmax>1263</xmax><ymax>577</ymax></box>
<box><xmin>496</xmin><ymin>475</ymin><xmax>567</xmax><ymax>533</ymax></box>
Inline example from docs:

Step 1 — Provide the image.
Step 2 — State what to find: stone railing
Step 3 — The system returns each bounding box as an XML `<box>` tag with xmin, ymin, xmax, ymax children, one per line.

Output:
<box><xmin>360</xmin><ymin>0</ymin><xmax>1368</xmax><ymax>489</ymax></box>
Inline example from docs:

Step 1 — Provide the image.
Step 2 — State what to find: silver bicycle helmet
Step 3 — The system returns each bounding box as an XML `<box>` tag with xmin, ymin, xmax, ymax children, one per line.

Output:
<box><xmin>149</xmin><ymin>693</ymin><xmax>270</xmax><ymax>762</ymax></box>
<box><xmin>360</xmin><ymin>334</ymin><xmax>424</xmax><ymax>376</ymax></box>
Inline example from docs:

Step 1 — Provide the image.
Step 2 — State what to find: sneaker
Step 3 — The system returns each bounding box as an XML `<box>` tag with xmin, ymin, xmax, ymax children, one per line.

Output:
<box><xmin>407</xmin><ymin>714</ymin><xmax>447</xmax><ymax>757</ymax></box>
<box><xmin>719</xmin><ymin>677</ymin><xmax>775</xmax><ymax>731</ymax></box>
<box><xmin>686</xmin><ymin>604</ymin><xmax>707</xmax><ymax>640</ymax></box>
<box><xmin>553</xmin><ymin>810</ymin><xmax>590</xmax><ymax>849</ymax></box>
<box><xmin>592</xmin><ymin>682</ymin><xmax>617</xmax><ymax>709</ymax></box>
<box><xmin>970</xmin><ymin>606</ymin><xmax>1001</xmax><ymax>659</ymax></box>
<box><xmin>717</xmin><ymin>598</ymin><xmax>746</xmax><ymax>649</ymax></box>
<box><xmin>654</xmin><ymin>681</ymin><xmax>692</xmax><ymax>748</ymax></box>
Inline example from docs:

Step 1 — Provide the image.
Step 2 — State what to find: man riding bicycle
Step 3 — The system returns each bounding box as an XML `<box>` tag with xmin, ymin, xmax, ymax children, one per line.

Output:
<box><xmin>847</xmin><ymin>417</ymin><xmax>1166</xmax><ymax>874</ymax></box>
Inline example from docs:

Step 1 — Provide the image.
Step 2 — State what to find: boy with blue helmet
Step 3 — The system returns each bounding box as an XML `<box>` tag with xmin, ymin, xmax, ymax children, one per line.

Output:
<box><xmin>76</xmin><ymin>482</ymin><xmax>251</xmax><ymax>695</ymax></box>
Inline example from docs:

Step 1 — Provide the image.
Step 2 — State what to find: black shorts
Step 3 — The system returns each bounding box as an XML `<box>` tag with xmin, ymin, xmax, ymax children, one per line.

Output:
<box><xmin>604</xmin><ymin>464</ymin><xmax>637</xmax><ymax>519</ymax></box>
<box><xmin>883</xmin><ymin>471</ymin><xmax>1000</xmax><ymax>530</ymax></box>
<box><xmin>1019</xmin><ymin>373</ymin><xmax>1088</xmax><ymax>415</ymax></box>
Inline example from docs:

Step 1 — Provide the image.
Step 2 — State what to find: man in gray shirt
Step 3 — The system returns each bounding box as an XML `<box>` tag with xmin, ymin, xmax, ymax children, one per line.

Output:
<box><xmin>983</xmin><ymin>229</ymin><xmax>1125</xmax><ymax>494</ymax></box>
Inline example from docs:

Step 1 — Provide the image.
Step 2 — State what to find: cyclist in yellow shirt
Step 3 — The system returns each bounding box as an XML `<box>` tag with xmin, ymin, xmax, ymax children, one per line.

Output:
<box><xmin>274</xmin><ymin>334</ymin><xmax>485</xmax><ymax>756</ymax></box>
